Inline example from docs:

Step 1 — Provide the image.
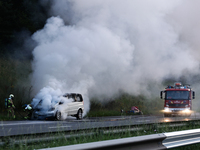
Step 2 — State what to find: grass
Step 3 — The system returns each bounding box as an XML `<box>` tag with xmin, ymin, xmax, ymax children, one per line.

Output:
<box><xmin>0</xmin><ymin>108</ymin><xmax>31</xmax><ymax>121</ymax></box>
<box><xmin>171</xmin><ymin>144</ymin><xmax>200</xmax><ymax>150</ymax></box>
<box><xmin>86</xmin><ymin>93</ymin><xmax>163</xmax><ymax>117</ymax></box>
<box><xmin>86</xmin><ymin>110</ymin><xmax>122</xmax><ymax>117</ymax></box>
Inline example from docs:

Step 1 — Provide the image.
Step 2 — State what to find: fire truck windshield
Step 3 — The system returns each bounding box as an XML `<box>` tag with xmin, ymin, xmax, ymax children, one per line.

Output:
<box><xmin>166</xmin><ymin>91</ymin><xmax>189</xmax><ymax>100</ymax></box>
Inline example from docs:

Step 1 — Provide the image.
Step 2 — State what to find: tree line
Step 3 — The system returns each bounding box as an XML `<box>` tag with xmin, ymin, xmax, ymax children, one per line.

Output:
<box><xmin>0</xmin><ymin>0</ymin><xmax>49</xmax><ymax>53</ymax></box>
<box><xmin>0</xmin><ymin>0</ymin><xmax>50</xmax><ymax>111</ymax></box>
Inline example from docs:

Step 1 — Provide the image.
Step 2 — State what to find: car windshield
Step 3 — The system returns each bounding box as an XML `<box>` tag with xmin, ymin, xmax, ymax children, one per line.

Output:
<box><xmin>166</xmin><ymin>91</ymin><xmax>189</xmax><ymax>100</ymax></box>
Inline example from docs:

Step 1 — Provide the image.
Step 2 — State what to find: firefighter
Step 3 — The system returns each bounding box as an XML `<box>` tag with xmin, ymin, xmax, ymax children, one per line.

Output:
<box><xmin>23</xmin><ymin>104</ymin><xmax>33</xmax><ymax>119</ymax></box>
<box><xmin>7</xmin><ymin>94</ymin><xmax>15</xmax><ymax>119</ymax></box>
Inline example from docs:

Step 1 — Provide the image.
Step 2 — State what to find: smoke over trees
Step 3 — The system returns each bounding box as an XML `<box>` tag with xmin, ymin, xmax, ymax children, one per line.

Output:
<box><xmin>1</xmin><ymin>0</ymin><xmax>200</xmax><ymax>112</ymax></box>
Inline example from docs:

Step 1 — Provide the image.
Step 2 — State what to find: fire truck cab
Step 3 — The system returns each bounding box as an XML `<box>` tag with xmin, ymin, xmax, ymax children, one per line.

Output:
<box><xmin>160</xmin><ymin>82</ymin><xmax>195</xmax><ymax>117</ymax></box>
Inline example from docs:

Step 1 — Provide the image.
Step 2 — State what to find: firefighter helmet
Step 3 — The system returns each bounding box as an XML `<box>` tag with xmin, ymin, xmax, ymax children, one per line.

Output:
<box><xmin>27</xmin><ymin>104</ymin><xmax>32</xmax><ymax>110</ymax></box>
<box><xmin>9</xmin><ymin>94</ymin><xmax>14</xmax><ymax>98</ymax></box>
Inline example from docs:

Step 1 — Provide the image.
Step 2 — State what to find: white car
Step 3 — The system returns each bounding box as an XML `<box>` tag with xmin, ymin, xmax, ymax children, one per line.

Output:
<box><xmin>33</xmin><ymin>93</ymin><xmax>84</xmax><ymax>120</ymax></box>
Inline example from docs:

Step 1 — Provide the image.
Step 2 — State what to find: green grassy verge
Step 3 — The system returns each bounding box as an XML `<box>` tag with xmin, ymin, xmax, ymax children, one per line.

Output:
<box><xmin>0</xmin><ymin>109</ymin><xmax>30</xmax><ymax>121</ymax></box>
<box><xmin>171</xmin><ymin>144</ymin><xmax>200</xmax><ymax>150</ymax></box>
<box><xmin>86</xmin><ymin>93</ymin><xmax>163</xmax><ymax>117</ymax></box>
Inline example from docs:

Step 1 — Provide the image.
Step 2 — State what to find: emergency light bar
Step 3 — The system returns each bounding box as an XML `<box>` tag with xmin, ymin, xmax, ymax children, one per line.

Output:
<box><xmin>174</xmin><ymin>82</ymin><xmax>182</xmax><ymax>87</ymax></box>
<box><xmin>165</xmin><ymin>82</ymin><xmax>192</xmax><ymax>90</ymax></box>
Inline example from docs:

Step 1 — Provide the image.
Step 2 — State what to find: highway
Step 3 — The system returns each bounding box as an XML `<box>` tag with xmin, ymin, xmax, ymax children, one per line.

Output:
<box><xmin>1</xmin><ymin>113</ymin><xmax>200</xmax><ymax>137</ymax></box>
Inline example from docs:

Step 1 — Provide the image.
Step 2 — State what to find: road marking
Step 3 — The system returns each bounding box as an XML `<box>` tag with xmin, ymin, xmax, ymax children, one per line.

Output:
<box><xmin>0</xmin><ymin>121</ymin><xmax>55</xmax><ymax>126</ymax></box>
<box><xmin>136</xmin><ymin>120</ymin><xmax>150</xmax><ymax>122</ymax></box>
<box><xmin>49</xmin><ymin>125</ymin><xmax>71</xmax><ymax>129</ymax></box>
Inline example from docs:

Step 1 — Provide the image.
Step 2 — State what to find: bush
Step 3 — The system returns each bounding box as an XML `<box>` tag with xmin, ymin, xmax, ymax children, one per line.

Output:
<box><xmin>0</xmin><ymin>55</ymin><xmax>32</xmax><ymax>113</ymax></box>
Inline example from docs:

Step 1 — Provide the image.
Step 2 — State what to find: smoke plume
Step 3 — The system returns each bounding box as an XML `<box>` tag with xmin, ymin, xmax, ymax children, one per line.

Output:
<box><xmin>31</xmin><ymin>0</ymin><xmax>200</xmax><ymax>114</ymax></box>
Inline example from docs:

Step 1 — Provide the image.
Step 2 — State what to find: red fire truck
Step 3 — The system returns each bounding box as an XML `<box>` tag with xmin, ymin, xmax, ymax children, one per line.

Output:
<box><xmin>160</xmin><ymin>82</ymin><xmax>195</xmax><ymax>117</ymax></box>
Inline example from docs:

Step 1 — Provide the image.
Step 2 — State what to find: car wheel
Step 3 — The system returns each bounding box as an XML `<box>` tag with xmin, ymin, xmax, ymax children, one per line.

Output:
<box><xmin>55</xmin><ymin>111</ymin><xmax>62</xmax><ymax>121</ymax></box>
<box><xmin>76</xmin><ymin>109</ymin><xmax>82</xmax><ymax>120</ymax></box>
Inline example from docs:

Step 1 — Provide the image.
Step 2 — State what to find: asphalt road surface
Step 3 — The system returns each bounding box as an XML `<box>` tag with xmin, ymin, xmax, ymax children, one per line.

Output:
<box><xmin>1</xmin><ymin>113</ymin><xmax>200</xmax><ymax>137</ymax></box>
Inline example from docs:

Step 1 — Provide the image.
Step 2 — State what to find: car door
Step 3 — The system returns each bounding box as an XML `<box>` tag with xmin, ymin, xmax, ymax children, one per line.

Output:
<box><xmin>68</xmin><ymin>95</ymin><xmax>83</xmax><ymax>115</ymax></box>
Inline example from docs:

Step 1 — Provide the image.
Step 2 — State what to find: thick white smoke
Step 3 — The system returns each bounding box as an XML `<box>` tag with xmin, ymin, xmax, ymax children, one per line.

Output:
<box><xmin>31</xmin><ymin>0</ymin><xmax>200</xmax><ymax>114</ymax></box>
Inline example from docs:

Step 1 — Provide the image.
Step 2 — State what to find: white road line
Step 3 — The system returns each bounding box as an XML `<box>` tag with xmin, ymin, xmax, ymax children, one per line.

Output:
<box><xmin>136</xmin><ymin>120</ymin><xmax>150</xmax><ymax>122</ymax></box>
<box><xmin>49</xmin><ymin>125</ymin><xmax>71</xmax><ymax>129</ymax></box>
<box><xmin>0</xmin><ymin>121</ymin><xmax>54</xmax><ymax>126</ymax></box>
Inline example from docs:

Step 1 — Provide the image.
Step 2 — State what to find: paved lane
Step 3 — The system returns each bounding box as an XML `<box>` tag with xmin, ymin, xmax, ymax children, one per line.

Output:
<box><xmin>1</xmin><ymin>113</ymin><xmax>200</xmax><ymax>137</ymax></box>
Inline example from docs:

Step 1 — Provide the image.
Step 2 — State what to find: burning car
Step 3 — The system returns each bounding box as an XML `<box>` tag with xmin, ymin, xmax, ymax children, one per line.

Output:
<box><xmin>32</xmin><ymin>93</ymin><xmax>84</xmax><ymax>120</ymax></box>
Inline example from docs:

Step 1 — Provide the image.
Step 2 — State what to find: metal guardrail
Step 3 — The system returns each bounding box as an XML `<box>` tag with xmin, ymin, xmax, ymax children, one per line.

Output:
<box><xmin>40</xmin><ymin>133</ymin><xmax>167</xmax><ymax>150</ymax></box>
<box><xmin>40</xmin><ymin>129</ymin><xmax>200</xmax><ymax>150</ymax></box>
<box><xmin>163</xmin><ymin>129</ymin><xmax>200</xmax><ymax>148</ymax></box>
<box><xmin>0</xmin><ymin>121</ymin><xmax>193</xmax><ymax>147</ymax></box>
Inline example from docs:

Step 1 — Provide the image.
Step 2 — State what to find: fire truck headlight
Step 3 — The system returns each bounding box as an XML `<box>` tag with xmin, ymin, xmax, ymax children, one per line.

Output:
<box><xmin>183</xmin><ymin>108</ymin><xmax>190</xmax><ymax>113</ymax></box>
<box><xmin>164</xmin><ymin>107</ymin><xmax>171</xmax><ymax>112</ymax></box>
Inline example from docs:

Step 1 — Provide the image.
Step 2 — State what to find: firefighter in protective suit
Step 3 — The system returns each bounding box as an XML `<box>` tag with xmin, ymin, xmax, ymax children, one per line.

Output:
<box><xmin>7</xmin><ymin>94</ymin><xmax>15</xmax><ymax>118</ymax></box>
<box><xmin>23</xmin><ymin>104</ymin><xmax>33</xmax><ymax>119</ymax></box>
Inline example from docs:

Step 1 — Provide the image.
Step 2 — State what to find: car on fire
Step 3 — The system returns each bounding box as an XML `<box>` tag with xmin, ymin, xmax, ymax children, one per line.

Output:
<box><xmin>32</xmin><ymin>93</ymin><xmax>84</xmax><ymax>120</ymax></box>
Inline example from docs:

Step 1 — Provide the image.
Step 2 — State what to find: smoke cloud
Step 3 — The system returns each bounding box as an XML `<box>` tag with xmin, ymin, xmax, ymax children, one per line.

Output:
<box><xmin>31</xmin><ymin>0</ymin><xmax>200</xmax><ymax>114</ymax></box>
